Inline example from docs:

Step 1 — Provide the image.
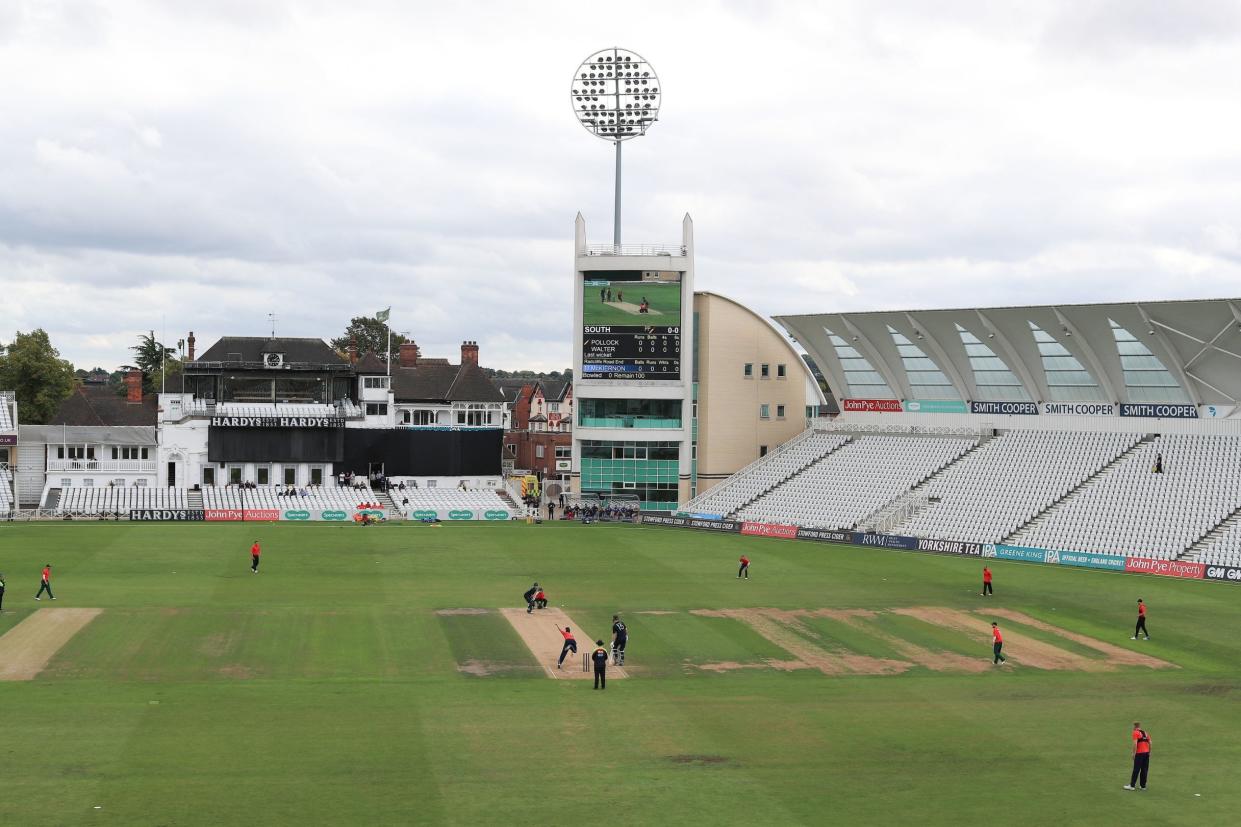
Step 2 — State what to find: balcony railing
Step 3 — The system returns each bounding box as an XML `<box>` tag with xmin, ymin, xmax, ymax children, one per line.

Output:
<box><xmin>582</xmin><ymin>244</ymin><xmax>686</xmax><ymax>257</ymax></box>
<box><xmin>578</xmin><ymin>416</ymin><xmax>683</xmax><ymax>429</ymax></box>
<box><xmin>48</xmin><ymin>460</ymin><xmax>157</xmax><ymax>472</ymax></box>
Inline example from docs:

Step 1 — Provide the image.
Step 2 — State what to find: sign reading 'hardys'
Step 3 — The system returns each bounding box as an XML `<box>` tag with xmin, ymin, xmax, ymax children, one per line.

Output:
<box><xmin>210</xmin><ymin>416</ymin><xmax>345</xmax><ymax>428</ymax></box>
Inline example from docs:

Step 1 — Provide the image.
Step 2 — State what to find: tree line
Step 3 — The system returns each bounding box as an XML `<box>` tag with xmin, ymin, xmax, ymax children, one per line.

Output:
<box><xmin>3</xmin><ymin>320</ymin><xmax>568</xmax><ymax>425</ymax></box>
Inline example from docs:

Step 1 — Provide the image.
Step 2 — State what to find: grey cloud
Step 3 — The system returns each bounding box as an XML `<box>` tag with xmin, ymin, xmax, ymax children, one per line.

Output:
<box><xmin>1</xmin><ymin>0</ymin><xmax>1239</xmax><ymax>374</ymax></box>
<box><xmin>1043</xmin><ymin>0</ymin><xmax>1241</xmax><ymax>56</ymax></box>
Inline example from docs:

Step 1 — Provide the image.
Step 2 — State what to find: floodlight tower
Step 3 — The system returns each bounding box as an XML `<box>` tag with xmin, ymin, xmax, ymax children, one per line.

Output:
<box><xmin>570</xmin><ymin>48</ymin><xmax>661</xmax><ymax>247</ymax></box>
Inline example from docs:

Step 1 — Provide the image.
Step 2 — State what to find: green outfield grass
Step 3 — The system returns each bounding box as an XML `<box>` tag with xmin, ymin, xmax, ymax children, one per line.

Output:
<box><xmin>582</xmin><ymin>281</ymin><xmax>681</xmax><ymax>326</ymax></box>
<box><xmin>0</xmin><ymin>521</ymin><xmax>1238</xmax><ymax>826</ymax></box>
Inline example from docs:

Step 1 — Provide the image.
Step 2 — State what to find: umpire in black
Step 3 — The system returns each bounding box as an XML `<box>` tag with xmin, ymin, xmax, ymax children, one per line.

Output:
<box><xmin>0</xmin><ymin>571</ymin><xmax>5</xmax><ymax>612</ymax></box>
<box><xmin>591</xmin><ymin>640</ymin><xmax>609</xmax><ymax>690</ymax></box>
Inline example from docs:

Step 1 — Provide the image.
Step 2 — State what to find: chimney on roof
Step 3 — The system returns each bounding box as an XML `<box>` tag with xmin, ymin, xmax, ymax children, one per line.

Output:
<box><xmin>125</xmin><ymin>369</ymin><xmax>143</xmax><ymax>404</ymax></box>
<box><xmin>399</xmin><ymin>341</ymin><xmax>420</xmax><ymax>368</ymax></box>
<box><xmin>461</xmin><ymin>340</ymin><xmax>479</xmax><ymax>366</ymax></box>
<box><xmin>348</xmin><ymin>336</ymin><xmax>358</xmax><ymax>366</ymax></box>
<box><xmin>187</xmin><ymin>331</ymin><xmax>196</xmax><ymax>361</ymax></box>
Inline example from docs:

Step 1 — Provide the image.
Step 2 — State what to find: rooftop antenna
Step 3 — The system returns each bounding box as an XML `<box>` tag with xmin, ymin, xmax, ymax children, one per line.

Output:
<box><xmin>570</xmin><ymin>48</ymin><xmax>661</xmax><ymax>247</ymax></box>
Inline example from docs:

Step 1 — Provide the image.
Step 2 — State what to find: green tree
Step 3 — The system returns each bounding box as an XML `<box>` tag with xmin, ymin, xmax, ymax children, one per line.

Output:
<box><xmin>0</xmin><ymin>329</ymin><xmax>78</xmax><ymax>424</ymax></box>
<box><xmin>329</xmin><ymin>316</ymin><xmax>408</xmax><ymax>363</ymax></box>
<box><xmin>130</xmin><ymin>331</ymin><xmax>179</xmax><ymax>394</ymax></box>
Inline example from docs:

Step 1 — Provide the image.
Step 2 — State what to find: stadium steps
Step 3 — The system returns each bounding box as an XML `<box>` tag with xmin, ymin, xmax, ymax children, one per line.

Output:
<box><xmin>863</xmin><ymin>437</ymin><xmax>986</xmax><ymax>532</ymax></box>
<box><xmin>377</xmin><ymin>491</ymin><xmax>404</xmax><ymax>519</ymax></box>
<box><xmin>44</xmin><ymin>488</ymin><xmax>62</xmax><ymax>510</ymax></box>
<box><xmin>1003</xmin><ymin>433</ymin><xmax>1156</xmax><ymax>546</ymax></box>
<box><xmin>1182</xmin><ymin>505</ymin><xmax>1241</xmax><ymax>561</ymax></box>
<box><xmin>187</xmin><ymin>490</ymin><xmax>204</xmax><ymax>509</ymax></box>
<box><xmin>497</xmin><ymin>489</ymin><xmax>520</xmax><ymax>509</ymax></box>
<box><xmin>724</xmin><ymin>436</ymin><xmax>854</xmax><ymax>519</ymax></box>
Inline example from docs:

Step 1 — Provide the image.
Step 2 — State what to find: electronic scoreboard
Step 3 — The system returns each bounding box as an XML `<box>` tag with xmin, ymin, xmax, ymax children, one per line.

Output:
<box><xmin>582</xmin><ymin>324</ymin><xmax>680</xmax><ymax>380</ymax></box>
<box><xmin>580</xmin><ymin>273</ymin><xmax>682</xmax><ymax>381</ymax></box>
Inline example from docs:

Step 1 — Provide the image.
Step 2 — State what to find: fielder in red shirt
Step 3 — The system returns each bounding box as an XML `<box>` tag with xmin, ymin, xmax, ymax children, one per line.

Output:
<box><xmin>1125</xmin><ymin>722</ymin><xmax>1152</xmax><ymax>790</ymax></box>
<box><xmin>35</xmin><ymin>564</ymin><xmax>55</xmax><ymax>600</ymax></box>
<box><xmin>981</xmin><ymin>566</ymin><xmax>993</xmax><ymax>596</ymax></box>
<box><xmin>991</xmin><ymin>622</ymin><xmax>1006</xmax><ymax>664</ymax></box>
<box><xmin>1132</xmin><ymin>599</ymin><xmax>1149</xmax><ymax>640</ymax></box>
<box><xmin>738</xmin><ymin>555</ymin><xmax>750</xmax><ymax>580</ymax></box>
<box><xmin>250</xmin><ymin>540</ymin><xmax>261</xmax><ymax>574</ymax></box>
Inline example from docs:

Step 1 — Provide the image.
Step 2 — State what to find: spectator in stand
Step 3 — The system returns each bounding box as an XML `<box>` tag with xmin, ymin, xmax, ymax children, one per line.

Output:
<box><xmin>1153</xmin><ymin>453</ymin><xmax>1164</xmax><ymax>474</ymax></box>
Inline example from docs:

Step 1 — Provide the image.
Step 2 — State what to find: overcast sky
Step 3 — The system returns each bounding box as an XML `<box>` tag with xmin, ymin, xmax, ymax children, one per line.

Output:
<box><xmin>2</xmin><ymin>0</ymin><xmax>1240</xmax><ymax>373</ymax></box>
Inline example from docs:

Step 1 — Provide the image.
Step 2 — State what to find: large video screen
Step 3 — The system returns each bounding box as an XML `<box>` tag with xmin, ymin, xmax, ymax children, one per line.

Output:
<box><xmin>581</xmin><ymin>271</ymin><xmax>681</xmax><ymax>380</ymax></box>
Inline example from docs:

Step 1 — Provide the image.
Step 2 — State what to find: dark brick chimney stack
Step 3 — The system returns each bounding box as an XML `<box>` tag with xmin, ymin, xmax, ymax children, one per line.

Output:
<box><xmin>461</xmin><ymin>340</ymin><xmax>479</xmax><ymax>366</ymax></box>
<box><xmin>187</xmin><ymin>331</ymin><xmax>195</xmax><ymax>361</ymax></box>
<box><xmin>348</xmin><ymin>336</ymin><xmax>358</xmax><ymax>366</ymax></box>
<box><xmin>125</xmin><ymin>369</ymin><xmax>143</xmax><ymax>403</ymax></box>
<box><xmin>399</xmin><ymin>341</ymin><xmax>420</xmax><ymax>368</ymax></box>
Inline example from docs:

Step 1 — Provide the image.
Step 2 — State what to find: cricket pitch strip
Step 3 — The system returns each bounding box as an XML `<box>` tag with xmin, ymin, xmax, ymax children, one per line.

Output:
<box><xmin>500</xmin><ymin>607</ymin><xmax>628</xmax><ymax>680</ymax></box>
<box><xmin>0</xmin><ymin>608</ymin><xmax>103</xmax><ymax>681</ymax></box>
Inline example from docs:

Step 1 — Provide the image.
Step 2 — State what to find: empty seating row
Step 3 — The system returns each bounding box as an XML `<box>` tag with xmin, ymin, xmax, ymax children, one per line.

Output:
<box><xmin>1197</xmin><ymin>518</ymin><xmax>1241</xmax><ymax>566</ymax></box>
<box><xmin>735</xmin><ymin>435</ymin><xmax>975</xmax><ymax>529</ymax></box>
<box><xmin>0</xmin><ymin>467</ymin><xmax>13</xmax><ymax>512</ymax></box>
<box><xmin>56</xmin><ymin>486</ymin><xmax>188</xmax><ymax>514</ymax></box>
<box><xmin>1014</xmin><ymin>436</ymin><xmax>1241</xmax><ymax>559</ymax></box>
<box><xmin>201</xmin><ymin>485</ymin><xmax>377</xmax><ymax>511</ymax></box>
<box><xmin>389</xmin><ymin>487</ymin><xmax>511</xmax><ymax>517</ymax></box>
<box><xmin>896</xmin><ymin>431</ymin><xmax>1139</xmax><ymax>544</ymax></box>
<box><xmin>685</xmin><ymin>432</ymin><xmax>851</xmax><ymax>517</ymax></box>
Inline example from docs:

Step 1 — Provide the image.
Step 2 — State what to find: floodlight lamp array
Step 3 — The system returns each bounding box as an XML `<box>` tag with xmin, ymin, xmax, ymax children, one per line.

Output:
<box><xmin>570</xmin><ymin>48</ymin><xmax>661</xmax><ymax>141</ymax></box>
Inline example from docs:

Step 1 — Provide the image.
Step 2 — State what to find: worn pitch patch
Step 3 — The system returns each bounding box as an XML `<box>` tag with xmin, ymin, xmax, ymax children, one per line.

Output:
<box><xmin>0</xmin><ymin>608</ymin><xmax>104</xmax><ymax>681</ymax></box>
<box><xmin>687</xmin><ymin>607</ymin><xmax>1177</xmax><ymax>675</ymax></box>
<box><xmin>499</xmin><ymin>607</ymin><xmax>628</xmax><ymax>680</ymax></box>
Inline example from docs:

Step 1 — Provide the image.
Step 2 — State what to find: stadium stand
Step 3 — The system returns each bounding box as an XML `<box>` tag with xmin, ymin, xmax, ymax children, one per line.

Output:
<box><xmin>895</xmin><ymin>430</ymin><xmax>1142</xmax><ymax>544</ymax></box>
<box><xmin>201</xmin><ymin>485</ymin><xmax>378</xmax><ymax>511</ymax></box>
<box><xmin>0</xmin><ymin>402</ymin><xmax>12</xmax><ymax>430</ymax></box>
<box><xmin>685</xmin><ymin>431</ymin><xmax>850</xmax><ymax>517</ymax></box>
<box><xmin>1011</xmin><ymin>435</ymin><xmax>1241</xmax><ymax>559</ymax></box>
<box><xmin>735</xmin><ymin>434</ymin><xmax>975</xmax><ymax>530</ymax></box>
<box><xmin>57</xmin><ymin>486</ymin><xmax>188</xmax><ymax>514</ymax></box>
<box><xmin>1195</xmin><ymin>516</ymin><xmax>1241</xmax><ymax>567</ymax></box>
<box><xmin>0</xmin><ymin>466</ymin><xmax>14</xmax><ymax>513</ymax></box>
<box><xmin>387</xmin><ymin>482</ymin><xmax>511</xmax><ymax>517</ymax></box>
<box><xmin>180</xmin><ymin>401</ymin><xmax>364</xmax><ymax>418</ymax></box>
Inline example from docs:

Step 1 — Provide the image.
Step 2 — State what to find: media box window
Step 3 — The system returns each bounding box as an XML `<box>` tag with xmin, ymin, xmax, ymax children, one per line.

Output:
<box><xmin>366</xmin><ymin>403</ymin><xmax>388</xmax><ymax>416</ymax></box>
<box><xmin>363</xmin><ymin>376</ymin><xmax>390</xmax><ymax>389</ymax></box>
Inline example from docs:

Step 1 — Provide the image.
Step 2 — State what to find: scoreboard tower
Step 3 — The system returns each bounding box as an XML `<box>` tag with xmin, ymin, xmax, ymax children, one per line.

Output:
<box><xmin>571</xmin><ymin>213</ymin><xmax>695</xmax><ymax>512</ymax></box>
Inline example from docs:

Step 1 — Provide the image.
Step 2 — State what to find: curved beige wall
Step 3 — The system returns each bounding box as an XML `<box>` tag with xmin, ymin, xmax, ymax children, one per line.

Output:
<box><xmin>694</xmin><ymin>292</ymin><xmax>823</xmax><ymax>497</ymax></box>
